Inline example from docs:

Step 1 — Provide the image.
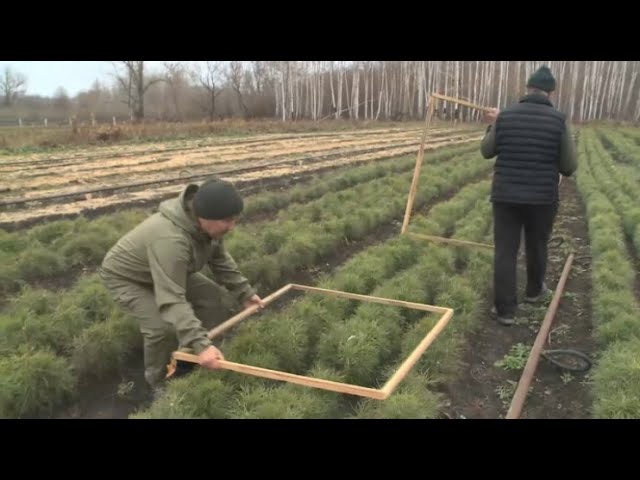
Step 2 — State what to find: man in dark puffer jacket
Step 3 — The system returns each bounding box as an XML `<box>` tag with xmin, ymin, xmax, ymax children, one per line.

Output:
<box><xmin>480</xmin><ymin>65</ymin><xmax>577</xmax><ymax>325</ymax></box>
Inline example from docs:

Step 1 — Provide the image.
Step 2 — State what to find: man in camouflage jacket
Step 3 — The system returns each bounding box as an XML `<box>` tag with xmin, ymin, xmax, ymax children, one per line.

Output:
<box><xmin>99</xmin><ymin>178</ymin><xmax>263</xmax><ymax>388</ymax></box>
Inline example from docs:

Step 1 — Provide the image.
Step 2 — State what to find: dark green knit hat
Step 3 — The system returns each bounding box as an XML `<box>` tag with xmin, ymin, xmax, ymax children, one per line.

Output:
<box><xmin>193</xmin><ymin>178</ymin><xmax>244</xmax><ymax>220</ymax></box>
<box><xmin>527</xmin><ymin>65</ymin><xmax>556</xmax><ymax>92</ymax></box>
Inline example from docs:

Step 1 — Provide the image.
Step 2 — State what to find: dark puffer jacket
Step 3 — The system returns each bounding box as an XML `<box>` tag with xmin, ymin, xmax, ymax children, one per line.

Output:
<box><xmin>481</xmin><ymin>93</ymin><xmax>577</xmax><ymax>205</ymax></box>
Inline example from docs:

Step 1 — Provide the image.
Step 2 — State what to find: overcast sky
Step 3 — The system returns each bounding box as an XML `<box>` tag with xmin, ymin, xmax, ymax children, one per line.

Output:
<box><xmin>0</xmin><ymin>61</ymin><xmax>190</xmax><ymax>97</ymax></box>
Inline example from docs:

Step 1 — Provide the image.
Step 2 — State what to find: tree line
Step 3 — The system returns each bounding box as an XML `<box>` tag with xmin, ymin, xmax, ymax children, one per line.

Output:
<box><xmin>2</xmin><ymin>61</ymin><xmax>639</xmax><ymax>125</ymax></box>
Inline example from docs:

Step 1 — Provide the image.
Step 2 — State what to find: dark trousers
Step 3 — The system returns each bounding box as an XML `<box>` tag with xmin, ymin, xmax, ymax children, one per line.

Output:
<box><xmin>492</xmin><ymin>202</ymin><xmax>557</xmax><ymax>316</ymax></box>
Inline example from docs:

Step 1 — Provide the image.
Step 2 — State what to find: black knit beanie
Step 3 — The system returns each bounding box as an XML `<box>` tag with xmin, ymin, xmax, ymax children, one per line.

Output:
<box><xmin>526</xmin><ymin>65</ymin><xmax>556</xmax><ymax>92</ymax></box>
<box><xmin>192</xmin><ymin>179</ymin><xmax>244</xmax><ymax>220</ymax></box>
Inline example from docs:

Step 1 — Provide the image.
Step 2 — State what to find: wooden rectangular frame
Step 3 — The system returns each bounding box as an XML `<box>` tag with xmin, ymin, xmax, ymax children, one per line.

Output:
<box><xmin>401</xmin><ymin>92</ymin><xmax>496</xmax><ymax>250</ymax></box>
<box><xmin>167</xmin><ymin>283</ymin><xmax>454</xmax><ymax>401</ymax></box>
<box><xmin>400</xmin><ymin>92</ymin><xmax>563</xmax><ymax>251</ymax></box>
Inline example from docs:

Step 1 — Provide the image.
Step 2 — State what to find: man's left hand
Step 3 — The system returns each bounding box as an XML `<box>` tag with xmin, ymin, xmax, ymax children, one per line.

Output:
<box><xmin>244</xmin><ymin>294</ymin><xmax>265</xmax><ymax>310</ymax></box>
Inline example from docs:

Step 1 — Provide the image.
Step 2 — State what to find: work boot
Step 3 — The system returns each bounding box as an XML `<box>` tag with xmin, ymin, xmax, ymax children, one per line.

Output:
<box><xmin>524</xmin><ymin>283</ymin><xmax>553</xmax><ymax>304</ymax></box>
<box><xmin>490</xmin><ymin>306</ymin><xmax>515</xmax><ymax>326</ymax></box>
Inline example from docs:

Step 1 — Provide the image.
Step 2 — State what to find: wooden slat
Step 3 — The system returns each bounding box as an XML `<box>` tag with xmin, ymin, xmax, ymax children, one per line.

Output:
<box><xmin>289</xmin><ymin>283</ymin><xmax>449</xmax><ymax>314</ymax></box>
<box><xmin>431</xmin><ymin>92</ymin><xmax>495</xmax><ymax>113</ymax></box>
<box><xmin>406</xmin><ymin>232</ymin><xmax>494</xmax><ymax>250</ymax></box>
<box><xmin>170</xmin><ymin>351</ymin><xmax>386</xmax><ymax>400</ymax></box>
<box><xmin>401</xmin><ymin>100</ymin><xmax>435</xmax><ymax>234</ymax></box>
<box><xmin>382</xmin><ymin>308</ymin><xmax>454</xmax><ymax>396</ymax></box>
<box><xmin>207</xmin><ymin>283</ymin><xmax>293</xmax><ymax>340</ymax></box>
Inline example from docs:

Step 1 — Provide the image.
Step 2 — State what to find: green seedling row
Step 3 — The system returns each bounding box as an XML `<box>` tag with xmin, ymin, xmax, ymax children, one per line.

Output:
<box><xmin>0</xmin><ymin>143</ymin><xmax>478</xmax><ymax>297</ymax></box>
<box><xmin>576</xmin><ymin>130</ymin><xmax>640</xmax><ymax>418</ymax></box>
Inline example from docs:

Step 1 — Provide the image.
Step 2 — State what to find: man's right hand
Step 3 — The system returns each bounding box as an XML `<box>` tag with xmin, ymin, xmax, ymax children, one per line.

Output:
<box><xmin>484</xmin><ymin>107</ymin><xmax>499</xmax><ymax>123</ymax></box>
<box><xmin>198</xmin><ymin>345</ymin><xmax>225</xmax><ymax>369</ymax></box>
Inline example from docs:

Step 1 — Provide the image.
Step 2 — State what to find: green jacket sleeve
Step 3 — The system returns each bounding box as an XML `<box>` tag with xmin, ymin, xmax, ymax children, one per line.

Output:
<box><xmin>558</xmin><ymin>121</ymin><xmax>578</xmax><ymax>177</ymax></box>
<box><xmin>147</xmin><ymin>236</ymin><xmax>211</xmax><ymax>355</ymax></box>
<box><xmin>208</xmin><ymin>240</ymin><xmax>256</xmax><ymax>304</ymax></box>
<box><xmin>480</xmin><ymin>124</ymin><xmax>497</xmax><ymax>159</ymax></box>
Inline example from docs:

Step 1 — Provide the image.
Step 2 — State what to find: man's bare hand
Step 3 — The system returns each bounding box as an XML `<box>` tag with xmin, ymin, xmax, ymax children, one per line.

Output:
<box><xmin>198</xmin><ymin>345</ymin><xmax>225</xmax><ymax>369</ymax></box>
<box><xmin>244</xmin><ymin>294</ymin><xmax>265</xmax><ymax>310</ymax></box>
<box><xmin>484</xmin><ymin>107</ymin><xmax>499</xmax><ymax>123</ymax></box>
